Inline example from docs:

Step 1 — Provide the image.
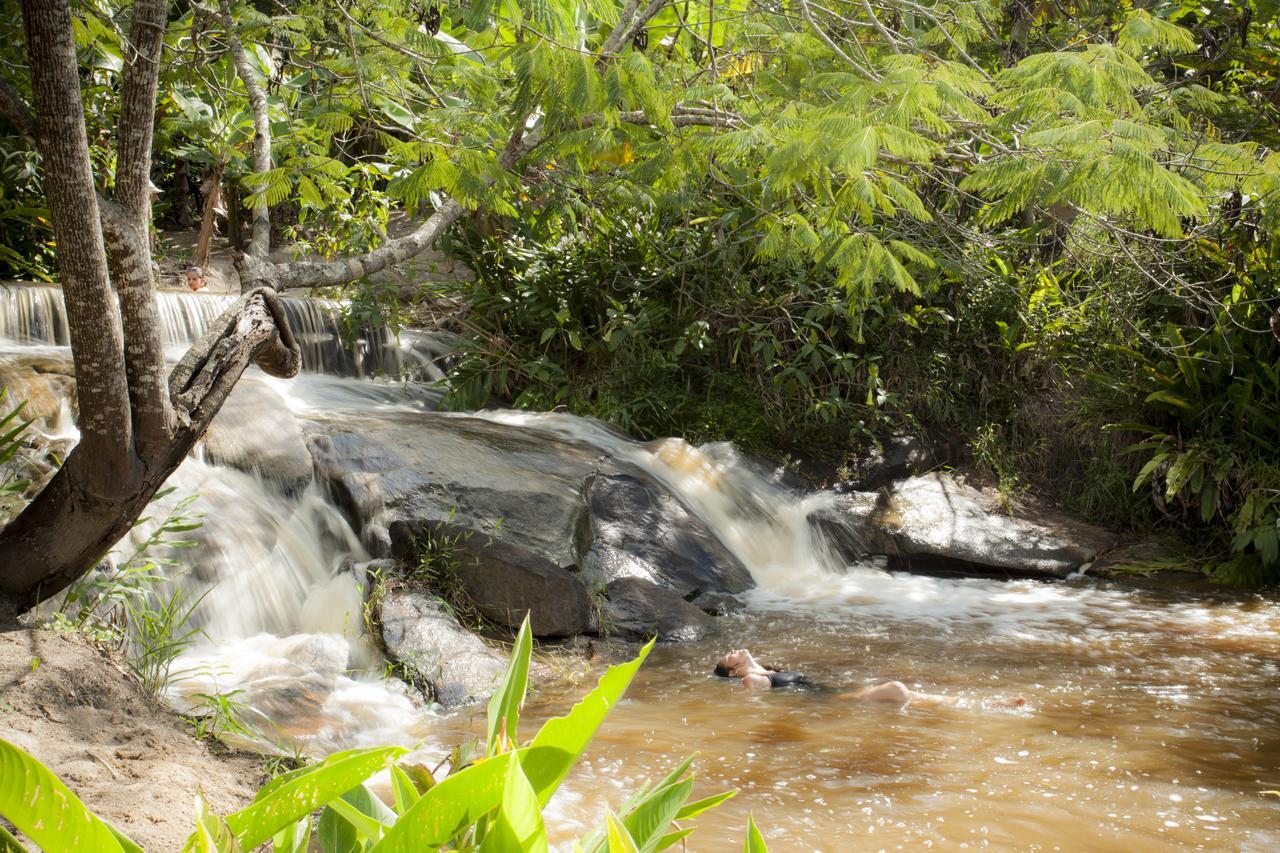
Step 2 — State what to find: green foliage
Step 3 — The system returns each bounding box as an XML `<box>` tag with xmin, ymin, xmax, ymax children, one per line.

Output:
<box><xmin>0</xmin><ymin>621</ymin><xmax>737</xmax><ymax>851</ymax></box>
<box><xmin>0</xmin><ymin>737</ymin><xmax>140</xmax><ymax>853</ymax></box>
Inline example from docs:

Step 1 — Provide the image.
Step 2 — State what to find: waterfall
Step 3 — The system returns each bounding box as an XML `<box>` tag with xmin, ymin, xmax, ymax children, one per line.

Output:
<box><xmin>0</xmin><ymin>283</ymin><xmax>430</xmax><ymax>378</ymax></box>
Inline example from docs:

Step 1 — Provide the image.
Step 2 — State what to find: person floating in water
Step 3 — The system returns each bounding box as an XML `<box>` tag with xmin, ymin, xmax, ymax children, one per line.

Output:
<box><xmin>714</xmin><ymin>648</ymin><xmax>1026</xmax><ymax>708</ymax></box>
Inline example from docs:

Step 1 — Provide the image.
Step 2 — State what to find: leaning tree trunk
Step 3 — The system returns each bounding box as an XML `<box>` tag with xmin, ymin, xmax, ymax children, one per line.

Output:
<box><xmin>0</xmin><ymin>0</ymin><xmax>301</xmax><ymax>609</ymax></box>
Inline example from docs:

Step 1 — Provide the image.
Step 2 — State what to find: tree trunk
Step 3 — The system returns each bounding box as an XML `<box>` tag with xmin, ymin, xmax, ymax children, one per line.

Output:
<box><xmin>20</xmin><ymin>0</ymin><xmax>134</xmax><ymax>484</ymax></box>
<box><xmin>0</xmin><ymin>0</ymin><xmax>302</xmax><ymax>609</ymax></box>
<box><xmin>193</xmin><ymin>164</ymin><xmax>225</xmax><ymax>274</ymax></box>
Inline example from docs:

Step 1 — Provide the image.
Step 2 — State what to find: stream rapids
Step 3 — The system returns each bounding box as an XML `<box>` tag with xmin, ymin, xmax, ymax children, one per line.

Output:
<box><xmin>2</xmin><ymin>285</ymin><xmax>1279</xmax><ymax>850</ymax></box>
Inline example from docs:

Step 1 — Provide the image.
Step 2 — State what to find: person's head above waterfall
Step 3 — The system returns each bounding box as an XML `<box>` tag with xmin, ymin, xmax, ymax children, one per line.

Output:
<box><xmin>713</xmin><ymin>647</ymin><xmax>1027</xmax><ymax>709</ymax></box>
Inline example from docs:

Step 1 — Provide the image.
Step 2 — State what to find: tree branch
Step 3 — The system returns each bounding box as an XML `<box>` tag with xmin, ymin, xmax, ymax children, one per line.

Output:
<box><xmin>110</xmin><ymin>0</ymin><xmax>175</xmax><ymax>451</ymax></box>
<box><xmin>219</xmin><ymin>0</ymin><xmax>273</xmax><ymax>266</ymax></box>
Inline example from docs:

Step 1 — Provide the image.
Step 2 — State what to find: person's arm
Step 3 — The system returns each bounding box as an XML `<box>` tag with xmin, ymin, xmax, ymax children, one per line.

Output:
<box><xmin>742</xmin><ymin>673</ymin><xmax>772</xmax><ymax>691</ymax></box>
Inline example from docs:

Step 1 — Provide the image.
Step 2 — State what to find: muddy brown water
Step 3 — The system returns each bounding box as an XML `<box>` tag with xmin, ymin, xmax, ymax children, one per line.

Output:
<box><xmin>420</xmin><ymin>584</ymin><xmax>1280</xmax><ymax>851</ymax></box>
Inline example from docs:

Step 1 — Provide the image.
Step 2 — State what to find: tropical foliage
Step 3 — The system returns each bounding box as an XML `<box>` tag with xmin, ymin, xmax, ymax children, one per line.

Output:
<box><xmin>0</xmin><ymin>618</ymin><xmax>755</xmax><ymax>852</ymax></box>
<box><xmin>0</xmin><ymin>1</ymin><xmax>1277</xmax><ymax>581</ymax></box>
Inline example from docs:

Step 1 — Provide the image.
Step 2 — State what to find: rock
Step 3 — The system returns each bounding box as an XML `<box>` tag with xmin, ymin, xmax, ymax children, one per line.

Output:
<box><xmin>203</xmin><ymin>379</ymin><xmax>312</xmax><ymax>494</ymax></box>
<box><xmin>603</xmin><ymin>578</ymin><xmax>716</xmax><ymax>643</ymax></box>
<box><xmin>0</xmin><ymin>351</ymin><xmax>76</xmax><ymax>432</ymax></box>
<box><xmin>582</xmin><ymin>471</ymin><xmax>753</xmax><ymax>597</ymax></box>
<box><xmin>306</xmin><ymin>412</ymin><xmax>754</xmax><ymax>640</ymax></box>
<box><xmin>306</xmin><ymin>413</ymin><xmax>598</xmax><ymax>569</ymax></box>
<box><xmin>387</xmin><ymin>521</ymin><xmax>593</xmax><ymax>638</ymax></box>
<box><xmin>689</xmin><ymin>590</ymin><xmax>745</xmax><ymax>616</ymax></box>
<box><xmin>817</xmin><ymin>473</ymin><xmax>1117</xmax><ymax>578</ymax></box>
<box><xmin>377</xmin><ymin>591</ymin><xmax>506</xmax><ymax>707</ymax></box>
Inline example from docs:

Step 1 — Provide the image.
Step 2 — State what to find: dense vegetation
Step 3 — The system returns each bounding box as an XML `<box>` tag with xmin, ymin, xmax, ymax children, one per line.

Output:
<box><xmin>0</xmin><ymin>0</ymin><xmax>1278</xmax><ymax>594</ymax></box>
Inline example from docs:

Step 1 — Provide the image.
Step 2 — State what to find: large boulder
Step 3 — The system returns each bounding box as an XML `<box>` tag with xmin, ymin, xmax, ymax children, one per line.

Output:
<box><xmin>582</xmin><ymin>471</ymin><xmax>753</xmax><ymax>598</ymax></box>
<box><xmin>387</xmin><ymin>520</ymin><xmax>594</xmax><ymax>638</ymax></box>
<box><xmin>307</xmin><ymin>413</ymin><xmax>598</xmax><ymax>568</ymax></box>
<box><xmin>377</xmin><ymin>591</ymin><xmax>506</xmax><ymax>707</ymax></box>
<box><xmin>306</xmin><ymin>412</ymin><xmax>754</xmax><ymax>640</ymax></box>
<box><xmin>603</xmin><ymin>578</ymin><xmax>715</xmax><ymax>642</ymax></box>
<box><xmin>203</xmin><ymin>379</ymin><xmax>312</xmax><ymax>494</ymax></box>
<box><xmin>816</xmin><ymin>473</ymin><xmax>1117</xmax><ymax>578</ymax></box>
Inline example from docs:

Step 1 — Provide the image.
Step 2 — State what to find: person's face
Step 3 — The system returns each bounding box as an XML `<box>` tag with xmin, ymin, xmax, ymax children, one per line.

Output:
<box><xmin>717</xmin><ymin>648</ymin><xmax>753</xmax><ymax>675</ymax></box>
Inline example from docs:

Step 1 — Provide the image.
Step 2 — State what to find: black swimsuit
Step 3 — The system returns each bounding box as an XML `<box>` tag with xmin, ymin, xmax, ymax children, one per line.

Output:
<box><xmin>766</xmin><ymin>670</ymin><xmax>812</xmax><ymax>689</ymax></box>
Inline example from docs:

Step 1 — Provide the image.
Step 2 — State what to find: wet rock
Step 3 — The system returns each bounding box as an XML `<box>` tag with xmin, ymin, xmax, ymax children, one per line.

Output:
<box><xmin>306</xmin><ymin>412</ymin><xmax>753</xmax><ymax>641</ymax></box>
<box><xmin>387</xmin><ymin>520</ymin><xmax>593</xmax><ymax>638</ymax></box>
<box><xmin>306</xmin><ymin>413</ymin><xmax>598</xmax><ymax>570</ymax></box>
<box><xmin>582</xmin><ymin>472</ymin><xmax>753</xmax><ymax>598</ymax></box>
<box><xmin>203</xmin><ymin>379</ymin><xmax>312</xmax><ymax>494</ymax></box>
<box><xmin>817</xmin><ymin>473</ymin><xmax>1117</xmax><ymax>578</ymax></box>
<box><xmin>689</xmin><ymin>589</ymin><xmax>745</xmax><ymax>616</ymax></box>
<box><xmin>0</xmin><ymin>351</ymin><xmax>76</xmax><ymax>430</ymax></box>
<box><xmin>378</xmin><ymin>591</ymin><xmax>506</xmax><ymax>707</ymax></box>
<box><xmin>603</xmin><ymin>578</ymin><xmax>715</xmax><ymax>643</ymax></box>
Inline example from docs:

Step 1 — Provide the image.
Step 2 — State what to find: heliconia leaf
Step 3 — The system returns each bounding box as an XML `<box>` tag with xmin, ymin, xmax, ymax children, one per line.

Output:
<box><xmin>0</xmin><ymin>738</ymin><xmax>128</xmax><ymax>853</ymax></box>
<box><xmin>488</xmin><ymin>615</ymin><xmax>534</xmax><ymax>756</ymax></box>
<box><xmin>220</xmin><ymin>746</ymin><xmax>406</xmax><ymax>850</ymax></box>
<box><xmin>478</xmin><ymin>750</ymin><xmax>549</xmax><ymax>853</ymax></box>
<box><xmin>606</xmin><ymin>812</ymin><xmax>641</xmax><ymax>853</ymax></box>
<box><xmin>370</xmin><ymin>750</ymin><xmax>522</xmax><ymax>852</ymax></box>
<box><xmin>522</xmin><ymin>638</ymin><xmax>655</xmax><ymax>806</ymax></box>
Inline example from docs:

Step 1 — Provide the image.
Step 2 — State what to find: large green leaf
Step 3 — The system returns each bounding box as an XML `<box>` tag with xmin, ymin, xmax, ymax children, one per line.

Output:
<box><xmin>522</xmin><ymin>638</ymin><xmax>655</xmax><ymax>806</ymax></box>
<box><xmin>487</xmin><ymin>614</ymin><xmax>533</xmax><ymax>756</ymax></box>
<box><xmin>0</xmin><ymin>738</ymin><xmax>128</xmax><ymax>853</ymax></box>
<box><xmin>620</xmin><ymin>777</ymin><xmax>693</xmax><ymax>853</ymax></box>
<box><xmin>219</xmin><ymin>745</ymin><xmax>406</xmax><ymax>850</ymax></box>
<box><xmin>478</xmin><ymin>750</ymin><xmax>549</xmax><ymax>853</ymax></box>
<box><xmin>370</xmin><ymin>750</ymin><xmax>523</xmax><ymax>852</ymax></box>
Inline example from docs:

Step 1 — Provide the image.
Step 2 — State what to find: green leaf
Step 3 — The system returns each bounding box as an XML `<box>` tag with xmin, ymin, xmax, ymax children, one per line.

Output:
<box><xmin>607</xmin><ymin>812</ymin><xmax>641</xmax><ymax>853</ymax></box>
<box><xmin>182</xmin><ymin>790</ymin><xmax>241</xmax><ymax>853</ymax></box>
<box><xmin>478</xmin><ymin>751</ymin><xmax>549</xmax><ymax>853</ymax></box>
<box><xmin>390</xmin><ymin>765</ymin><xmax>423</xmax><ymax>814</ymax></box>
<box><xmin>654</xmin><ymin>828</ymin><xmax>695</xmax><ymax>851</ymax></box>
<box><xmin>370</xmin><ymin>750</ymin><xmax>522</xmax><ymax>852</ymax></box>
<box><xmin>0</xmin><ymin>824</ymin><xmax>26</xmax><ymax>853</ymax></box>
<box><xmin>271</xmin><ymin>818</ymin><xmax>312</xmax><ymax>853</ymax></box>
<box><xmin>744</xmin><ymin>814</ymin><xmax>769</xmax><ymax>852</ymax></box>
<box><xmin>487</xmin><ymin>615</ymin><xmax>533</xmax><ymax>756</ymax></box>
<box><xmin>522</xmin><ymin>638</ymin><xmax>655</xmax><ymax>806</ymax></box>
<box><xmin>220</xmin><ymin>746</ymin><xmax>406</xmax><ymax>850</ymax></box>
<box><xmin>0</xmin><ymin>738</ymin><xmax>127</xmax><ymax>853</ymax></box>
<box><xmin>675</xmin><ymin>788</ymin><xmax>737</xmax><ymax>820</ymax></box>
<box><xmin>621</xmin><ymin>776</ymin><xmax>693</xmax><ymax>853</ymax></box>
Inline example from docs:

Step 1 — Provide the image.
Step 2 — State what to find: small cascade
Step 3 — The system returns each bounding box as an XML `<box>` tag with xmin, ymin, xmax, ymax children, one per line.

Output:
<box><xmin>0</xmin><ymin>283</ymin><xmax>420</xmax><ymax>378</ymax></box>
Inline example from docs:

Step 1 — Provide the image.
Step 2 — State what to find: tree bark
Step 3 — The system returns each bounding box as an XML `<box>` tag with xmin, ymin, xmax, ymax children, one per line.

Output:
<box><xmin>21</xmin><ymin>0</ymin><xmax>135</xmax><ymax>484</ymax></box>
<box><xmin>0</xmin><ymin>0</ymin><xmax>301</xmax><ymax>609</ymax></box>
<box><xmin>110</xmin><ymin>0</ymin><xmax>175</xmax><ymax>452</ymax></box>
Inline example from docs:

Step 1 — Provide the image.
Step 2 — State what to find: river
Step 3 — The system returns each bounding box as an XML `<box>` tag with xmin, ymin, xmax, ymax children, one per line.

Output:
<box><xmin>2</xmin><ymin>285</ymin><xmax>1279</xmax><ymax>850</ymax></box>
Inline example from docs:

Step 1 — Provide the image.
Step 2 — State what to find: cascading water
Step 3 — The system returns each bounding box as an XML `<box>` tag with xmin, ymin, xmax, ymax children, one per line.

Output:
<box><xmin>0</xmin><ymin>282</ymin><xmax>454</xmax><ymax>378</ymax></box>
<box><xmin>3</xmin><ymin>284</ymin><xmax>1280</xmax><ymax>848</ymax></box>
